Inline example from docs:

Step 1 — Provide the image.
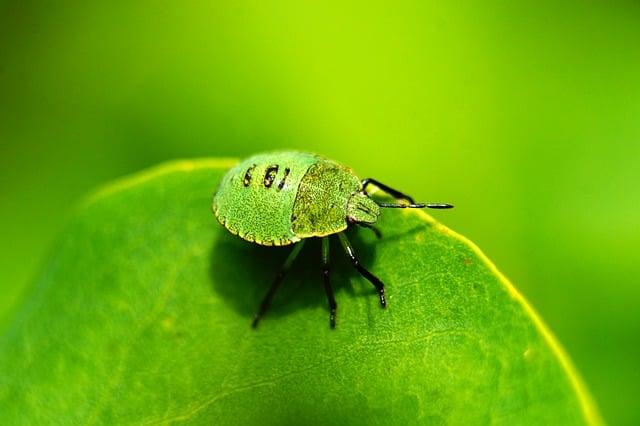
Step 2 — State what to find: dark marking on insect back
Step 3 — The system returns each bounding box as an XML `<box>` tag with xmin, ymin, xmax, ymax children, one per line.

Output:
<box><xmin>277</xmin><ymin>167</ymin><xmax>291</xmax><ymax>190</ymax></box>
<box><xmin>264</xmin><ymin>165</ymin><xmax>279</xmax><ymax>188</ymax></box>
<box><xmin>243</xmin><ymin>164</ymin><xmax>256</xmax><ymax>187</ymax></box>
<box><xmin>357</xmin><ymin>204</ymin><xmax>373</xmax><ymax>215</ymax></box>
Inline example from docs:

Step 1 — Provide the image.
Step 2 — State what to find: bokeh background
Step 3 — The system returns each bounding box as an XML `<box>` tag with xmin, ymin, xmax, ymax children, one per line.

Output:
<box><xmin>1</xmin><ymin>1</ymin><xmax>638</xmax><ymax>424</ymax></box>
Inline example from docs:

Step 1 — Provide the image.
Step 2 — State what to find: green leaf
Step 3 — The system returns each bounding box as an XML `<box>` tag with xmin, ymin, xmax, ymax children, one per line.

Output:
<box><xmin>0</xmin><ymin>159</ymin><xmax>601</xmax><ymax>425</ymax></box>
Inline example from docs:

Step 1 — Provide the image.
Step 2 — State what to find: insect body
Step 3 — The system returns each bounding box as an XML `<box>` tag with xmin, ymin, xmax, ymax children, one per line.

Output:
<box><xmin>212</xmin><ymin>151</ymin><xmax>453</xmax><ymax>328</ymax></box>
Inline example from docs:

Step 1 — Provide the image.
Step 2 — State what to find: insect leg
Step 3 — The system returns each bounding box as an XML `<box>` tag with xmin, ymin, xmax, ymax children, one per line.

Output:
<box><xmin>252</xmin><ymin>240</ymin><xmax>306</xmax><ymax>328</ymax></box>
<box><xmin>337</xmin><ymin>232</ymin><xmax>386</xmax><ymax>308</ymax></box>
<box><xmin>322</xmin><ymin>237</ymin><xmax>337</xmax><ymax>328</ymax></box>
<box><xmin>361</xmin><ymin>178</ymin><xmax>416</xmax><ymax>204</ymax></box>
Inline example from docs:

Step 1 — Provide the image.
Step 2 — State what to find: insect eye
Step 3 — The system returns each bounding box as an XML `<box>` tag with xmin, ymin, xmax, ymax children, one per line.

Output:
<box><xmin>264</xmin><ymin>165</ymin><xmax>279</xmax><ymax>188</ymax></box>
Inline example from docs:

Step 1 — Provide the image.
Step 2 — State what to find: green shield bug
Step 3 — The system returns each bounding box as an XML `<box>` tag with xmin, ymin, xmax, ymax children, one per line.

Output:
<box><xmin>212</xmin><ymin>151</ymin><xmax>453</xmax><ymax>328</ymax></box>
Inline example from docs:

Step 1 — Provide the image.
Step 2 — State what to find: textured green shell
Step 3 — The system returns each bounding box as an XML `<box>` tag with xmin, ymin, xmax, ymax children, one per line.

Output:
<box><xmin>212</xmin><ymin>151</ymin><xmax>368</xmax><ymax>246</ymax></box>
<box><xmin>213</xmin><ymin>151</ymin><xmax>319</xmax><ymax>245</ymax></box>
<box><xmin>290</xmin><ymin>160</ymin><xmax>362</xmax><ymax>238</ymax></box>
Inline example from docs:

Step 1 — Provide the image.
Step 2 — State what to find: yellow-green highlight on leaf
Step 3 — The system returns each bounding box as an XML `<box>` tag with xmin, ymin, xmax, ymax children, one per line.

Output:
<box><xmin>0</xmin><ymin>159</ymin><xmax>602</xmax><ymax>425</ymax></box>
<box><xmin>414</xmin><ymin>210</ymin><xmax>602</xmax><ymax>426</ymax></box>
<box><xmin>84</xmin><ymin>158</ymin><xmax>239</xmax><ymax>206</ymax></box>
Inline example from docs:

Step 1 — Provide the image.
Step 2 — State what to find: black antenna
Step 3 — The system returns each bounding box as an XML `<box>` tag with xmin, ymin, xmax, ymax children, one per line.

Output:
<box><xmin>426</xmin><ymin>203</ymin><xmax>454</xmax><ymax>209</ymax></box>
<box><xmin>376</xmin><ymin>202</ymin><xmax>454</xmax><ymax>209</ymax></box>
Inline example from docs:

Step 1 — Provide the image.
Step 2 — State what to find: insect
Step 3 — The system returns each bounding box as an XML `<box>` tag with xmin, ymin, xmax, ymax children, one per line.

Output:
<box><xmin>212</xmin><ymin>151</ymin><xmax>453</xmax><ymax>328</ymax></box>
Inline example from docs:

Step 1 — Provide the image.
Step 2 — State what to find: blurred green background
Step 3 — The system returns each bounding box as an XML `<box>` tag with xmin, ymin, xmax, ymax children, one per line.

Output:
<box><xmin>1</xmin><ymin>1</ymin><xmax>638</xmax><ymax>424</ymax></box>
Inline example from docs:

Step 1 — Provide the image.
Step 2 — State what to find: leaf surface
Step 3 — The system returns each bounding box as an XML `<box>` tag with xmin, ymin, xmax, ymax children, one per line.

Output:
<box><xmin>0</xmin><ymin>160</ymin><xmax>601</xmax><ymax>425</ymax></box>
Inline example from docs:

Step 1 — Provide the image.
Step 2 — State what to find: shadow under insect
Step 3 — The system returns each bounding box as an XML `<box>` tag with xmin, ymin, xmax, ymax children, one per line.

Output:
<box><xmin>210</xmin><ymin>227</ymin><xmax>381</xmax><ymax>327</ymax></box>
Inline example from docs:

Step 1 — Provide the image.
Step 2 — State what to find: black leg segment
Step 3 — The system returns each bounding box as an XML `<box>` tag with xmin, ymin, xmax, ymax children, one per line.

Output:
<box><xmin>338</xmin><ymin>232</ymin><xmax>386</xmax><ymax>308</ymax></box>
<box><xmin>321</xmin><ymin>237</ymin><xmax>337</xmax><ymax>328</ymax></box>
<box><xmin>361</xmin><ymin>177</ymin><xmax>416</xmax><ymax>205</ymax></box>
<box><xmin>252</xmin><ymin>240</ymin><xmax>306</xmax><ymax>328</ymax></box>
